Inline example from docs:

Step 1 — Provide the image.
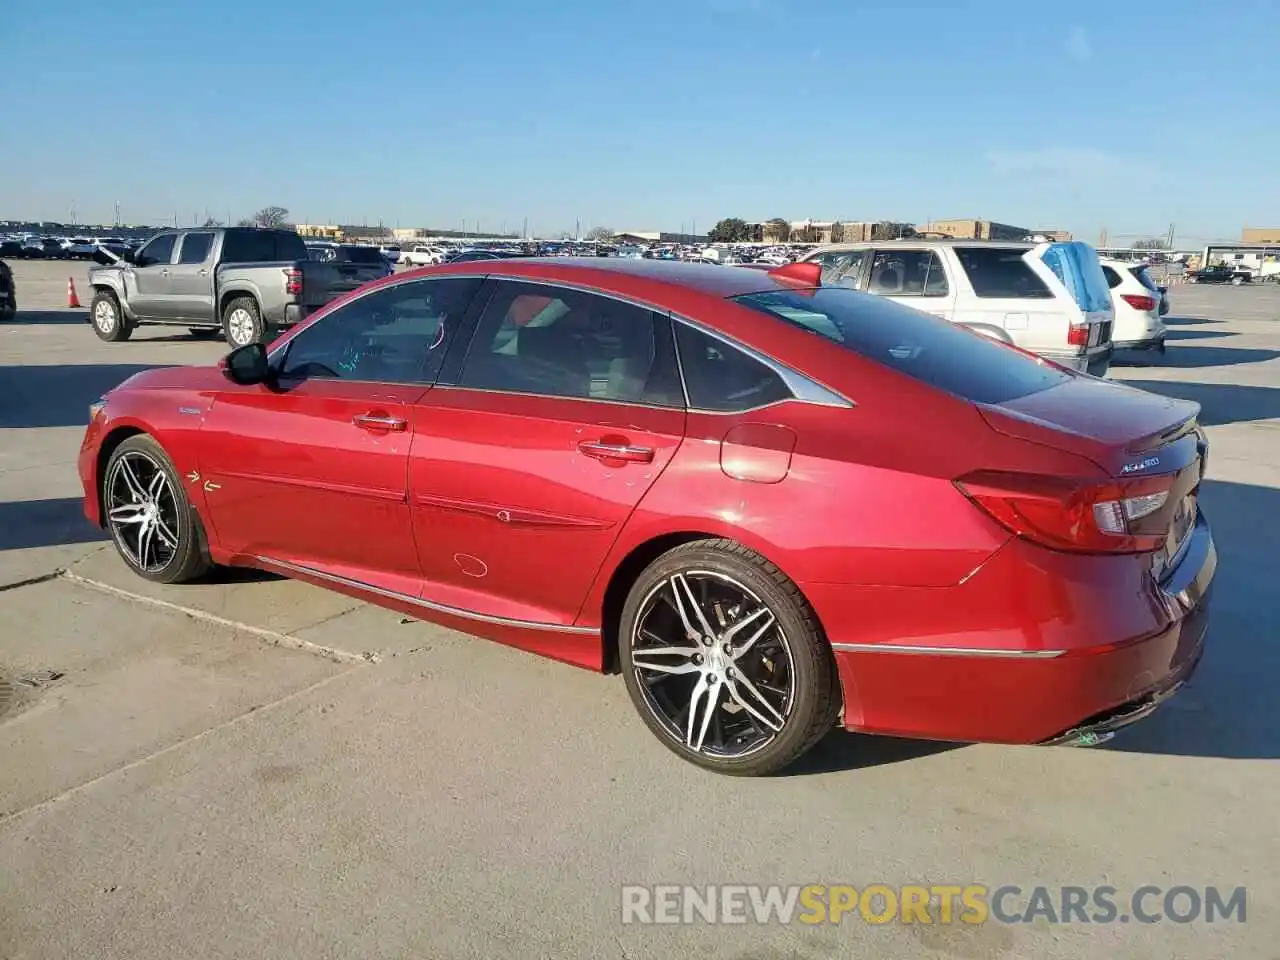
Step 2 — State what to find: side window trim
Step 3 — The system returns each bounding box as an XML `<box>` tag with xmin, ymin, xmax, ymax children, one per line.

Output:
<box><xmin>672</xmin><ymin>314</ymin><xmax>852</xmax><ymax>411</ymax></box>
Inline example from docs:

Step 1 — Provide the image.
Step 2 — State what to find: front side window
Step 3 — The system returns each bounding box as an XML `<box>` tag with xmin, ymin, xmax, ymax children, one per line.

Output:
<box><xmin>868</xmin><ymin>250</ymin><xmax>948</xmax><ymax>297</ymax></box>
<box><xmin>458</xmin><ymin>281</ymin><xmax>681</xmax><ymax>406</ymax></box>
<box><xmin>812</xmin><ymin>249</ymin><xmax>867</xmax><ymax>288</ymax></box>
<box><xmin>178</xmin><ymin>232</ymin><xmax>213</xmax><ymax>264</ymax></box>
<box><xmin>675</xmin><ymin>323</ymin><xmax>792</xmax><ymax>412</ymax></box>
<box><xmin>136</xmin><ymin>234</ymin><xmax>176</xmax><ymax>267</ymax></box>
<box><xmin>277</xmin><ymin>277</ymin><xmax>481</xmax><ymax>384</ymax></box>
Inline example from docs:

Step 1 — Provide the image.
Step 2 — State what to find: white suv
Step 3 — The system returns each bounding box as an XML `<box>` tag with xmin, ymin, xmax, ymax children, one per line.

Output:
<box><xmin>1099</xmin><ymin>258</ymin><xmax>1167</xmax><ymax>352</ymax></box>
<box><xmin>800</xmin><ymin>240</ymin><xmax>1115</xmax><ymax>376</ymax></box>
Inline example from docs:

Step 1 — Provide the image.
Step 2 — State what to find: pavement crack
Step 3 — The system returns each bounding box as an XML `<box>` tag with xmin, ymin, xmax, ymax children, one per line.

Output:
<box><xmin>58</xmin><ymin>571</ymin><xmax>378</xmax><ymax>665</ymax></box>
<box><xmin>0</xmin><ymin>667</ymin><xmax>360</xmax><ymax>824</ymax></box>
<box><xmin>0</xmin><ymin>567</ymin><xmax>68</xmax><ymax>593</ymax></box>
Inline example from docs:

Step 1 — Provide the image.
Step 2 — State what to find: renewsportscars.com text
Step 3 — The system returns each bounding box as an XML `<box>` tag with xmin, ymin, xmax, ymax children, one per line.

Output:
<box><xmin>620</xmin><ymin>884</ymin><xmax>1247</xmax><ymax>926</ymax></box>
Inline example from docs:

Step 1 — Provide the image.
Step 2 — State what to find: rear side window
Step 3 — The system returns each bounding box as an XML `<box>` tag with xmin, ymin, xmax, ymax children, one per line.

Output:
<box><xmin>734</xmin><ymin>288</ymin><xmax>1070</xmax><ymax>405</ymax></box>
<box><xmin>954</xmin><ymin>247</ymin><xmax>1053</xmax><ymax>299</ymax></box>
<box><xmin>1040</xmin><ymin>242</ymin><xmax>1112</xmax><ymax>313</ymax></box>
<box><xmin>178</xmin><ymin>232</ymin><xmax>213</xmax><ymax>264</ymax></box>
<box><xmin>675</xmin><ymin>323</ymin><xmax>792</xmax><ymax>411</ymax></box>
<box><xmin>868</xmin><ymin>250</ymin><xmax>948</xmax><ymax>297</ymax></box>
<box><xmin>1101</xmin><ymin>266</ymin><xmax>1123</xmax><ymax>289</ymax></box>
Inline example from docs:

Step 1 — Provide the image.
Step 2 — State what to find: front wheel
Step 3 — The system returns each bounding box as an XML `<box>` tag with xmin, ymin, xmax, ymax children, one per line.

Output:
<box><xmin>90</xmin><ymin>289</ymin><xmax>132</xmax><ymax>341</ymax></box>
<box><xmin>102</xmin><ymin>435</ymin><xmax>211</xmax><ymax>584</ymax></box>
<box><xmin>619</xmin><ymin>540</ymin><xmax>838</xmax><ymax>776</ymax></box>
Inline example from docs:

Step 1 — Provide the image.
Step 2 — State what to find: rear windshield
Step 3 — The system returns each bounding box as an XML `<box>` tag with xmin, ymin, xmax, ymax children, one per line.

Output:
<box><xmin>337</xmin><ymin>246</ymin><xmax>386</xmax><ymax>264</ymax></box>
<box><xmin>734</xmin><ymin>287</ymin><xmax>1071</xmax><ymax>404</ymax></box>
<box><xmin>1129</xmin><ymin>265</ymin><xmax>1160</xmax><ymax>293</ymax></box>
<box><xmin>953</xmin><ymin>247</ymin><xmax>1053</xmax><ymax>299</ymax></box>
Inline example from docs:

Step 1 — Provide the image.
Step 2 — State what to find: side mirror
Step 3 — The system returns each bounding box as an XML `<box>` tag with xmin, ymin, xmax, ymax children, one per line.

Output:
<box><xmin>222</xmin><ymin>343</ymin><xmax>272</xmax><ymax>385</ymax></box>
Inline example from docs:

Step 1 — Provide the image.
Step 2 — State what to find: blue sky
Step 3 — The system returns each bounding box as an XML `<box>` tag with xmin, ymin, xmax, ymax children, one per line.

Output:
<box><xmin>2</xmin><ymin>0</ymin><xmax>1276</xmax><ymax>243</ymax></box>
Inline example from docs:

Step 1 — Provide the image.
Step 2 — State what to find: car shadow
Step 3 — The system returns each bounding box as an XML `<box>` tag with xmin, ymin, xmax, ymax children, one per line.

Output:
<box><xmin>1106</xmin><ymin>477</ymin><xmax>1280</xmax><ymax>761</ymax></box>
<box><xmin>0</xmin><ymin>363</ymin><xmax>164</xmax><ymax>428</ymax></box>
<box><xmin>1121</xmin><ymin>380</ymin><xmax>1280</xmax><ymax>426</ymax></box>
<box><xmin>1162</xmin><ymin>314</ymin><xmax>1221</xmax><ymax>326</ymax></box>
<box><xmin>1163</xmin><ymin>328</ymin><xmax>1236</xmax><ymax>341</ymax></box>
<box><xmin>194</xmin><ymin>565</ymin><xmax>284</xmax><ymax>585</ymax></box>
<box><xmin>782</xmin><ymin>731</ymin><xmax>959</xmax><ymax>776</ymax></box>
<box><xmin>1159</xmin><ymin>345</ymin><xmax>1278</xmax><ymax>368</ymax></box>
<box><xmin>0</xmin><ymin>498</ymin><xmax>108</xmax><ymax>551</ymax></box>
<box><xmin>10</xmin><ymin>310</ymin><xmax>89</xmax><ymax>326</ymax></box>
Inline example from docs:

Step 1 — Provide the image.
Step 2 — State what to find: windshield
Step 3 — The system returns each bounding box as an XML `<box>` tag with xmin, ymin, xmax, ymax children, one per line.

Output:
<box><xmin>733</xmin><ymin>287</ymin><xmax>1071</xmax><ymax>404</ymax></box>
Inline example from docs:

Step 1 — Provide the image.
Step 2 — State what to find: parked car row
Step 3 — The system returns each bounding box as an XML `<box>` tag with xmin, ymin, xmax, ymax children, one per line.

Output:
<box><xmin>0</xmin><ymin>234</ymin><xmax>138</xmax><ymax>260</ymax></box>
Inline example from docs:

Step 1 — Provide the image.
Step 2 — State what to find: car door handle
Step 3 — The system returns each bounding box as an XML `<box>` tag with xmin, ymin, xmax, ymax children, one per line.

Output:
<box><xmin>197</xmin><ymin>268</ymin><xmax>209</xmax><ymax>276</ymax></box>
<box><xmin>160</xmin><ymin>269</ymin><xmax>170</xmax><ymax>277</ymax></box>
<box><xmin>578</xmin><ymin>440</ymin><xmax>654</xmax><ymax>463</ymax></box>
<box><xmin>353</xmin><ymin>413</ymin><xmax>407</xmax><ymax>432</ymax></box>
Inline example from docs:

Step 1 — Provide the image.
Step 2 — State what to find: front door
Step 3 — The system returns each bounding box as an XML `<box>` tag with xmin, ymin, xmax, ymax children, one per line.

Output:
<box><xmin>125</xmin><ymin>232</ymin><xmax>178</xmax><ymax>319</ymax></box>
<box><xmin>408</xmin><ymin>279</ymin><xmax>687</xmax><ymax>628</ymax></box>
<box><xmin>168</xmin><ymin>231</ymin><xmax>216</xmax><ymax>322</ymax></box>
<box><xmin>198</xmin><ymin>275</ymin><xmax>484</xmax><ymax>593</ymax></box>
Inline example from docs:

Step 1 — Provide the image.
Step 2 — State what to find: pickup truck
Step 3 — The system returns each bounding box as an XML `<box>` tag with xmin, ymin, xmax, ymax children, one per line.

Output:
<box><xmin>87</xmin><ymin>227</ymin><xmax>361</xmax><ymax>346</ymax></box>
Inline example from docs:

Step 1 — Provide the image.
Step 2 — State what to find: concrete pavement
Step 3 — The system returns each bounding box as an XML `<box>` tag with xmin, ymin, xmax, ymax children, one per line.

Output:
<box><xmin>1</xmin><ymin>259</ymin><xmax>1278</xmax><ymax>958</ymax></box>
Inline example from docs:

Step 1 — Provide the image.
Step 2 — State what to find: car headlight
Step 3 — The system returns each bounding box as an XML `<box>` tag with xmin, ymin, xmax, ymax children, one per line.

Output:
<box><xmin>89</xmin><ymin>397</ymin><xmax>106</xmax><ymax>421</ymax></box>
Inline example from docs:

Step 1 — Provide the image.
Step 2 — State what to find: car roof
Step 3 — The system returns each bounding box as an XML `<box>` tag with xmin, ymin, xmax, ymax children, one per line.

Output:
<box><xmin>810</xmin><ymin>239</ymin><xmax>1036</xmax><ymax>253</ymax></box>
<box><xmin>408</xmin><ymin>256</ymin><xmax>800</xmax><ymax>300</ymax></box>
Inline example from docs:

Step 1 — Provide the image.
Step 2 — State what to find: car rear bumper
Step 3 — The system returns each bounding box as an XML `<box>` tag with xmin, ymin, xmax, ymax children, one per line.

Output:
<box><xmin>1114</xmin><ymin>335</ymin><xmax>1166</xmax><ymax>351</ymax></box>
<box><xmin>1046</xmin><ymin>346</ymin><xmax>1113</xmax><ymax>377</ymax></box>
<box><xmin>819</xmin><ymin>512</ymin><xmax>1215</xmax><ymax>745</ymax></box>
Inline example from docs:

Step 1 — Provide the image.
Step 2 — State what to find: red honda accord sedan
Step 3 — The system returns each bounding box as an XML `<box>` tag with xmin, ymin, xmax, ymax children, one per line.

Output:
<box><xmin>78</xmin><ymin>257</ymin><xmax>1215</xmax><ymax>775</ymax></box>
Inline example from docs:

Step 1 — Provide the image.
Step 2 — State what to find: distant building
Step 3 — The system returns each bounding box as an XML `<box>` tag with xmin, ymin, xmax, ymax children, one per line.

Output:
<box><xmin>1242</xmin><ymin>227</ymin><xmax>1280</xmax><ymax>244</ymax></box>
<box><xmin>295</xmin><ymin>224</ymin><xmax>344</xmax><ymax>239</ymax></box>
<box><xmin>1033</xmin><ymin>229</ymin><xmax>1073</xmax><ymax>242</ymax></box>
<box><xmin>917</xmin><ymin>219</ymin><xmax>1030</xmax><ymax>241</ymax></box>
<box><xmin>836</xmin><ymin>221</ymin><xmax>917</xmax><ymax>242</ymax></box>
<box><xmin>616</xmin><ymin>230</ymin><xmax>708</xmax><ymax>244</ymax></box>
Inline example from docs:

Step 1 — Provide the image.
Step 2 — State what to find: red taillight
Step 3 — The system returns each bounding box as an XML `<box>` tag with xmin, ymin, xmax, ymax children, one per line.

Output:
<box><xmin>1120</xmin><ymin>293</ymin><xmax>1158</xmax><ymax>312</ymax></box>
<box><xmin>955</xmin><ymin>470</ymin><xmax>1177</xmax><ymax>553</ymax></box>
<box><xmin>1066</xmin><ymin>322</ymin><xmax>1090</xmax><ymax>348</ymax></box>
<box><xmin>283</xmin><ymin>267</ymin><xmax>303</xmax><ymax>296</ymax></box>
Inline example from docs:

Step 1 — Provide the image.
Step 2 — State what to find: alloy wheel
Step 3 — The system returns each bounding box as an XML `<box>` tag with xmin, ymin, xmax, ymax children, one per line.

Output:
<box><xmin>93</xmin><ymin>299</ymin><xmax>116</xmax><ymax>333</ymax></box>
<box><xmin>630</xmin><ymin>570</ymin><xmax>796</xmax><ymax>759</ymax></box>
<box><xmin>227</xmin><ymin>308</ymin><xmax>255</xmax><ymax>345</ymax></box>
<box><xmin>105</xmin><ymin>451</ymin><xmax>181</xmax><ymax>574</ymax></box>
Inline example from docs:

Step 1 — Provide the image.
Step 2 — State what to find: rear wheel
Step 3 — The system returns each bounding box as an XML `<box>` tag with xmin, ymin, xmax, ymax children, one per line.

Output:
<box><xmin>619</xmin><ymin>540</ymin><xmax>838</xmax><ymax>776</ymax></box>
<box><xmin>91</xmin><ymin>289</ymin><xmax>132</xmax><ymax>342</ymax></box>
<box><xmin>102</xmin><ymin>435</ymin><xmax>210</xmax><ymax>584</ymax></box>
<box><xmin>222</xmin><ymin>296</ymin><xmax>271</xmax><ymax>347</ymax></box>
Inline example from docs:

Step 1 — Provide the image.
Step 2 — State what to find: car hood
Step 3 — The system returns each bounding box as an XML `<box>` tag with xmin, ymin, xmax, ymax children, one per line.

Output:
<box><xmin>110</xmin><ymin>364</ymin><xmax>229</xmax><ymax>396</ymax></box>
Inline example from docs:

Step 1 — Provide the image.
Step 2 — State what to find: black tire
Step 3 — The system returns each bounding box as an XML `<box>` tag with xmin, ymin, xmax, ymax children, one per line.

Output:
<box><xmin>0</xmin><ymin>301</ymin><xmax>14</xmax><ymax>323</ymax></box>
<box><xmin>221</xmin><ymin>295</ymin><xmax>271</xmax><ymax>347</ymax></box>
<box><xmin>619</xmin><ymin>539</ymin><xmax>839</xmax><ymax>776</ymax></box>
<box><xmin>102</xmin><ymin>435</ymin><xmax>211</xmax><ymax>584</ymax></box>
<box><xmin>90</xmin><ymin>289</ymin><xmax>132</xmax><ymax>342</ymax></box>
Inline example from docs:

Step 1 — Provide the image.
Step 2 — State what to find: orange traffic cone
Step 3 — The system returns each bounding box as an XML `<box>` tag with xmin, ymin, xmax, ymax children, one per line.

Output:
<box><xmin>67</xmin><ymin>278</ymin><xmax>82</xmax><ymax>309</ymax></box>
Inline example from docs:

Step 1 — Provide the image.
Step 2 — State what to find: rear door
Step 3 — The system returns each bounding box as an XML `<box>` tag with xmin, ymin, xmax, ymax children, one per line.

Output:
<box><xmin>407</xmin><ymin>279</ymin><xmax>686</xmax><ymax>629</ymax></box>
<box><xmin>168</xmin><ymin>231</ymin><xmax>216</xmax><ymax>322</ymax></box>
<box><xmin>866</xmin><ymin>247</ymin><xmax>955</xmax><ymax>321</ymax></box>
